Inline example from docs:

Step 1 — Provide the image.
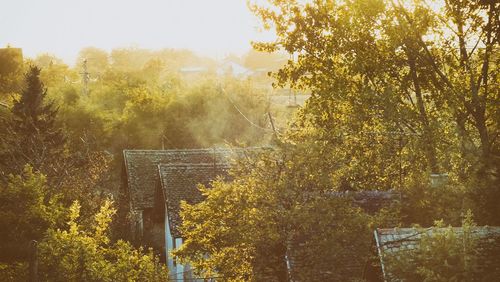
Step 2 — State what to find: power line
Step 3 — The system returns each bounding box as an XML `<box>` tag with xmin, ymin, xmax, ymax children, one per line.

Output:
<box><xmin>219</xmin><ymin>86</ymin><xmax>276</xmax><ymax>133</ymax></box>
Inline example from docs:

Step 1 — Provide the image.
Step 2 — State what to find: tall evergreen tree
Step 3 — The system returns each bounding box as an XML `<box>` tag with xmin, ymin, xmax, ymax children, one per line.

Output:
<box><xmin>0</xmin><ymin>66</ymin><xmax>65</xmax><ymax>181</ymax></box>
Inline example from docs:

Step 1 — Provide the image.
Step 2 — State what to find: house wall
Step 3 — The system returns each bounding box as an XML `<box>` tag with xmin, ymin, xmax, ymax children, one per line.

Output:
<box><xmin>165</xmin><ymin>210</ymin><xmax>175</xmax><ymax>274</ymax></box>
<box><xmin>140</xmin><ymin>208</ymin><xmax>166</xmax><ymax>262</ymax></box>
<box><xmin>165</xmin><ymin>211</ymin><xmax>186</xmax><ymax>281</ymax></box>
<box><xmin>165</xmin><ymin>211</ymin><xmax>201</xmax><ymax>281</ymax></box>
<box><xmin>129</xmin><ymin>210</ymin><xmax>143</xmax><ymax>244</ymax></box>
<box><xmin>175</xmin><ymin>238</ymin><xmax>184</xmax><ymax>280</ymax></box>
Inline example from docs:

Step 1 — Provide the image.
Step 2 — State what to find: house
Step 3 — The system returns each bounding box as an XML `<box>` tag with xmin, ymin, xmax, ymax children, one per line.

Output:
<box><xmin>122</xmin><ymin>148</ymin><xmax>252</xmax><ymax>281</ymax></box>
<box><xmin>368</xmin><ymin>227</ymin><xmax>500</xmax><ymax>281</ymax></box>
<box><xmin>122</xmin><ymin>148</ymin><xmax>400</xmax><ymax>281</ymax></box>
<box><xmin>216</xmin><ymin>61</ymin><xmax>253</xmax><ymax>78</ymax></box>
<box><xmin>159</xmin><ymin>163</ymin><xmax>231</xmax><ymax>279</ymax></box>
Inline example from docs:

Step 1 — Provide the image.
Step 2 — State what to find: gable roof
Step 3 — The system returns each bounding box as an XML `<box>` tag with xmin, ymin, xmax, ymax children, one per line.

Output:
<box><xmin>374</xmin><ymin>227</ymin><xmax>500</xmax><ymax>281</ymax></box>
<box><xmin>123</xmin><ymin>149</ymin><xmax>233</xmax><ymax>210</ymax></box>
<box><xmin>159</xmin><ymin>163</ymin><xmax>231</xmax><ymax>239</ymax></box>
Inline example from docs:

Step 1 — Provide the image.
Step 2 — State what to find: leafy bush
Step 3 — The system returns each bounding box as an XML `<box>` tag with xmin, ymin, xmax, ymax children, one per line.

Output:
<box><xmin>385</xmin><ymin>211</ymin><xmax>479</xmax><ymax>281</ymax></box>
<box><xmin>38</xmin><ymin>200</ymin><xmax>169</xmax><ymax>282</ymax></box>
<box><xmin>0</xmin><ymin>165</ymin><xmax>66</xmax><ymax>261</ymax></box>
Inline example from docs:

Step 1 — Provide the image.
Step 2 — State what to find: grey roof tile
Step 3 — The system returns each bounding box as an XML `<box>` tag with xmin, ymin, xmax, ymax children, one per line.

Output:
<box><xmin>159</xmin><ymin>163</ymin><xmax>231</xmax><ymax>238</ymax></box>
<box><xmin>374</xmin><ymin>226</ymin><xmax>500</xmax><ymax>280</ymax></box>
<box><xmin>123</xmin><ymin>149</ymin><xmax>234</xmax><ymax>210</ymax></box>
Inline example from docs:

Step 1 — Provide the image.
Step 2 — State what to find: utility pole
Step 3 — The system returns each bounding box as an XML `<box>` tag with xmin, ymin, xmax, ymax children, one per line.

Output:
<box><xmin>81</xmin><ymin>59</ymin><xmax>90</xmax><ymax>96</ymax></box>
<box><xmin>268</xmin><ymin>112</ymin><xmax>278</xmax><ymax>137</ymax></box>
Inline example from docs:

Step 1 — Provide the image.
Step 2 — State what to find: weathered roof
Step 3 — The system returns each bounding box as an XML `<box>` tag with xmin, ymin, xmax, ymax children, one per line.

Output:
<box><xmin>159</xmin><ymin>163</ymin><xmax>231</xmax><ymax>239</ymax></box>
<box><xmin>374</xmin><ymin>227</ymin><xmax>500</xmax><ymax>281</ymax></box>
<box><xmin>123</xmin><ymin>149</ymin><xmax>233</xmax><ymax>210</ymax></box>
<box><xmin>330</xmin><ymin>190</ymin><xmax>398</xmax><ymax>214</ymax></box>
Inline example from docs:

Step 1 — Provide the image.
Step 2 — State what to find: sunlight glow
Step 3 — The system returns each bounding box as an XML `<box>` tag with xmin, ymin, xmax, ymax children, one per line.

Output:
<box><xmin>0</xmin><ymin>0</ymin><xmax>276</xmax><ymax>65</ymax></box>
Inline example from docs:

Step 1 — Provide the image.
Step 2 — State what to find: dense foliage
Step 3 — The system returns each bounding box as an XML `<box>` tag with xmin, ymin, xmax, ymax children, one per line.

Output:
<box><xmin>383</xmin><ymin>211</ymin><xmax>499</xmax><ymax>281</ymax></box>
<box><xmin>0</xmin><ymin>45</ymin><xmax>280</xmax><ymax>280</ymax></box>
<box><xmin>249</xmin><ymin>0</ymin><xmax>499</xmax><ymax>223</ymax></box>
<box><xmin>0</xmin><ymin>0</ymin><xmax>498</xmax><ymax>280</ymax></box>
<box><xmin>38</xmin><ymin>200</ymin><xmax>169</xmax><ymax>282</ymax></box>
<box><xmin>0</xmin><ymin>166</ymin><xmax>66</xmax><ymax>262</ymax></box>
<box><xmin>0</xmin><ymin>66</ymin><xmax>65</xmax><ymax>182</ymax></box>
<box><xmin>174</xmin><ymin>146</ymin><xmax>384</xmax><ymax>281</ymax></box>
<box><xmin>174</xmin><ymin>0</ymin><xmax>499</xmax><ymax>281</ymax></box>
<box><xmin>0</xmin><ymin>168</ymin><xmax>168</xmax><ymax>281</ymax></box>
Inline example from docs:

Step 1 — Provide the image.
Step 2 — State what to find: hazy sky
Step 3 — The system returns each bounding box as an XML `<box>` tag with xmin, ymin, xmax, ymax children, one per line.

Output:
<box><xmin>0</xmin><ymin>0</ymin><xmax>275</xmax><ymax>65</ymax></box>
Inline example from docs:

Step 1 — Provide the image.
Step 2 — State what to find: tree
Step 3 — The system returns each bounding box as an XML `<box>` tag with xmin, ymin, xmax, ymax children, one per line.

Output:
<box><xmin>384</xmin><ymin>211</ymin><xmax>492</xmax><ymax>281</ymax></box>
<box><xmin>250</xmin><ymin>0</ymin><xmax>499</xmax><ymax>225</ymax></box>
<box><xmin>0</xmin><ymin>46</ymin><xmax>24</xmax><ymax>97</ymax></box>
<box><xmin>37</xmin><ymin>200</ymin><xmax>169</xmax><ymax>282</ymax></box>
<box><xmin>35</xmin><ymin>56</ymin><xmax>76</xmax><ymax>89</ymax></box>
<box><xmin>0</xmin><ymin>66</ymin><xmax>66</xmax><ymax>182</ymax></box>
<box><xmin>174</xmin><ymin>146</ymin><xmax>375</xmax><ymax>281</ymax></box>
<box><xmin>0</xmin><ymin>166</ymin><xmax>66</xmax><ymax>263</ymax></box>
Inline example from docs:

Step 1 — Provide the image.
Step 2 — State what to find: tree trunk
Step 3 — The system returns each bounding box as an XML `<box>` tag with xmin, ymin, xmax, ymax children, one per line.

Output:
<box><xmin>406</xmin><ymin>49</ymin><xmax>439</xmax><ymax>173</ymax></box>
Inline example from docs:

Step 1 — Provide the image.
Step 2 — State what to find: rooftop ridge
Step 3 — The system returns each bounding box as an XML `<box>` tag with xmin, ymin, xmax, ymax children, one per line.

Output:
<box><xmin>123</xmin><ymin>147</ymin><xmax>246</xmax><ymax>210</ymax></box>
<box><xmin>123</xmin><ymin>148</ymin><xmax>232</xmax><ymax>154</ymax></box>
<box><xmin>123</xmin><ymin>146</ymin><xmax>271</xmax><ymax>154</ymax></box>
<box><xmin>158</xmin><ymin>163</ymin><xmax>231</xmax><ymax>168</ymax></box>
<box><xmin>376</xmin><ymin>226</ymin><xmax>500</xmax><ymax>232</ymax></box>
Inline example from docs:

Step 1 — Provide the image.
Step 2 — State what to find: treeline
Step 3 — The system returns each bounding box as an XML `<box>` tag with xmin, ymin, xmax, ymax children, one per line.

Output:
<box><xmin>0</xmin><ymin>0</ymin><xmax>498</xmax><ymax>280</ymax></box>
<box><xmin>0</xmin><ymin>65</ymin><xmax>170</xmax><ymax>280</ymax></box>
<box><xmin>0</xmin><ymin>46</ymin><xmax>277</xmax><ymax>280</ymax></box>
<box><xmin>19</xmin><ymin>47</ymin><xmax>276</xmax><ymax>152</ymax></box>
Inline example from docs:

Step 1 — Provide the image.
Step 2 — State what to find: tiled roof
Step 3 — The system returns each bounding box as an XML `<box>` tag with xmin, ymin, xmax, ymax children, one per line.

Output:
<box><xmin>123</xmin><ymin>149</ymin><xmax>233</xmax><ymax>210</ymax></box>
<box><xmin>159</xmin><ymin>163</ymin><xmax>231</xmax><ymax>239</ymax></box>
<box><xmin>330</xmin><ymin>190</ymin><xmax>398</xmax><ymax>214</ymax></box>
<box><xmin>374</xmin><ymin>227</ymin><xmax>500</xmax><ymax>281</ymax></box>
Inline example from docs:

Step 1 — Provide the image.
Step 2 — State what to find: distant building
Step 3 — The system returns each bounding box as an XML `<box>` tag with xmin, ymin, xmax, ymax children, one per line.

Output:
<box><xmin>179</xmin><ymin>66</ymin><xmax>208</xmax><ymax>74</ymax></box>
<box><xmin>216</xmin><ymin>61</ymin><xmax>253</xmax><ymax>78</ymax></box>
<box><xmin>268</xmin><ymin>93</ymin><xmax>311</xmax><ymax>108</ymax></box>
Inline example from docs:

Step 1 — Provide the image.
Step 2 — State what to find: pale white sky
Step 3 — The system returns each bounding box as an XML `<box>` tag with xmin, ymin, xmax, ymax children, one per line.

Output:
<box><xmin>0</xmin><ymin>0</ymin><xmax>275</xmax><ymax>65</ymax></box>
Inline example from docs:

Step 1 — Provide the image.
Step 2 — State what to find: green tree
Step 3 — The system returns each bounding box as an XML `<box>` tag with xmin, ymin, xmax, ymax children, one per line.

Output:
<box><xmin>174</xmin><ymin>146</ymin><xmax>374</xmax><ymax>281</ymax></box>
<box><xmin>0</xmin><ymin>66</ymin><xmax>66</xmax><ymax>181</ymax></box>
<box><xmin>250</xmin><ymin>0</ymin><xmax>499</xmax><ymax>225</ymax></box>
<box><xmin>0</xmin><ymin>46</ymin><xmax>24</xmax><ymax>97</ymax></box>
<box><xmin>0</xmin><ymin>166</ymin><xmax>65</xmax><ymax>262</ymax></box>
<box><xmin>384</xmin><ymin>211</ymin><xmax>489</xmax><ymax>281</ymax></box>
<box><xmin>38</xmin><ymin>200</ymin><xmax>169</xmax><ymax>282</ymax></box>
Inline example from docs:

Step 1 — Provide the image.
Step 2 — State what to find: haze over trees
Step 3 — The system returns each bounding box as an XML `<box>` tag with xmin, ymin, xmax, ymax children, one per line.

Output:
<box><xmin>0</xmin><ymin>45</ymin><xmax>281</xmax><ymax>280</ymax></box>
<box><xmin>174</xmin><ymin>0</ymin><xmax>499</xmax><ymax>280</ymax></box>
<box><xmin>0</xmin><ymin>0</ymin><xmax>498</xmax><ymax>281</ymax></box>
